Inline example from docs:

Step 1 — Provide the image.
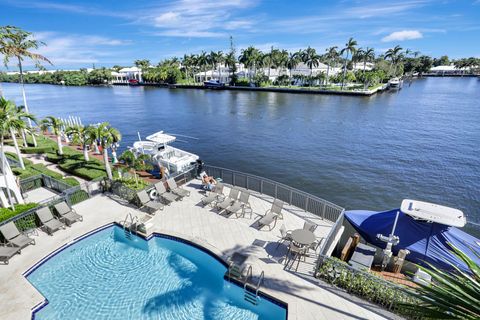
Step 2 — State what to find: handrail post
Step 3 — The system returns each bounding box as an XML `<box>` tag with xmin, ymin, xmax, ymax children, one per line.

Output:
<box><xmin>274</xmin><ymin>184</ymin><xmax>278</xmax><ymax>198</ymax></box>
<box><xmin>289</xmin><ymin>190</ymin><xmax>292</xmax><ymax>205</ymax></box>
<box><xmin>246</xmin><ymin>176</ymin><xmax>249</xmax><ymax>190</ymax></box>
<box><xmin>260</xmin><ymin>180</ymin><xmax>263</xmax><ymax>193</ymax></box>
<box><xmin>305</xmin><ymin>197</ymin><xmax>309</xmax><ymax>212</ymax></box>
<box><xmin>233</xmin><ymin>172</ymin><xmax>236</xmax><ymax>186</ymax></box>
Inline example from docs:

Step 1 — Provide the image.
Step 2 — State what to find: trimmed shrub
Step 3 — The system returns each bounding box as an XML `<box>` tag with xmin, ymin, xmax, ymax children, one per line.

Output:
<box><xmin>21</xmin><ymin>146</ymin><xmax>54</xmax><ymax>154</ymax></box>
<box><xmin>63</xmin><ymin>177</ymin><xmax>80</xmax><ymax>186</ymax></box>
<box><xmin>0</xmin><ymin>203</ymin><xmax>39</xmax><ymax>224</ymax></box>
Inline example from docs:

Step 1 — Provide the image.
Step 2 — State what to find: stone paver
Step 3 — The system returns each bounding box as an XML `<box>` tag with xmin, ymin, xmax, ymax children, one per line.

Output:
<box><xmin>0</xmin><ymin>181</ymin><xmax>395</xmax><ymax>320</ymax></box>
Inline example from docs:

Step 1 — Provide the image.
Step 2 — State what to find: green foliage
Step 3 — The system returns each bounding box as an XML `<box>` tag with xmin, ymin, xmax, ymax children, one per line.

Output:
<box><xmin>0</xmin><ymin>203</ymin><xmax>39</xmax><ymax>224</ymax></box>
<box><xmin>252</xmin><ymin>73</ymin><xmax>269</xmax><ymax>87</ymax></box>
<box><xmin>273</xmin><ymin>74</ymin><xmax>291</xmax><ymax>86</ymax></box>
<box><xmin>234</xmin><ymin>77</ymin><xmax>250</xmax><ymax>86</ymax></box>
<box><xmin>67</xmin><ymin>189</ymin><xmax>89</xmax><ymax>205</ymax></box>
<box><xmin>143</xmin><ymin>65</ymin><xmax>183</xmax><ymax>84</ymax></box>
<box><xmin>115</xmin><ymin>176</ymin><xmax>149</xmax><ymax>191</ymax></box>
<box><xmin>401</xmin><ymin>245</ymin><xmax>480</xmax><ymax>319</ymax></box>
<box><xmin>87</xmin><ymin>68</ymin><xmax>112</xmax><ymax>85</ymax></box>
<box><xmin>317</xmin><ymin>257</ymin><xmax>418</xmax><ymax>316</ymax></box>
<box><xmin>5</xmin><ymin>151</ymin><xmax>33</xmax><ymax>166</ymax></box>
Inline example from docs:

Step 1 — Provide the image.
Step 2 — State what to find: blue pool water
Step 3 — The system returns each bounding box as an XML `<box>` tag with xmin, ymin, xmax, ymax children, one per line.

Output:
<box><xmin>27</xmin><ymin>226</ymin><xmax>287</xmax><ymax>320</ymax></box>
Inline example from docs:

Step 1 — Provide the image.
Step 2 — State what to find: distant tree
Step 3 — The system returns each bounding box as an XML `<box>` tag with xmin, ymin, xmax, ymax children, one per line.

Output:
<box><xmin>324</xmin><ymin>46</ymin><xmax>339</xmax><ymax>86</ymax></box>
<box><xmin>340</xmin><ymin>37</ymin><xmax>358</xmax><ymax>89</ymax></box>
<box><xmin>384</xmin><ymin>45</ymin><xmax>403</xmax><ymax>76</ymax></box>
<box><xmin>134</xmin><ymin>59</ymin><xmax>150</xmax><ymax>70</ymax></box>
<box><xmin>286</xmin><ymin>51</ymin><xmax>300</xmax><ymax>79</ymax></box>
<box><xmin>301</xmin><ymin>47</ymin><xmax>321</xmax><ymax>85</ymax></box>
<box><xmin>433</xmin><ymin>55</ymin><xmax>450</xmax><ymax>67</ymax></box>
<box><xmin>417</xmin><ymin>55</ymin><xmax>433</xmax><ymax>76</ymax></box>
<box><xmin>40</xmin><ymin>116</ymin><xmax>64</xmax><ymax>155</ymax></box>
<box><xmin>87</xmin><ymin>68</ymin><xmax>112</xmax><ymax>85</ymax></box>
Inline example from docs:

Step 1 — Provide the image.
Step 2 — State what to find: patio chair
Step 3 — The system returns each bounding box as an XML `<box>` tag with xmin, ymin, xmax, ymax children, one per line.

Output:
<box><xmin>36</xmin><ymin>207</ymin><xmax>66</xmax><ymax>235</ymax></box>
<box><xmin>303</xmin><ymin>220</ymin><xmax>317</xmax><ymax>233</ymax></box>
<box><xmin>216</xmin><ymin>188</ymin><xmax>240</xmax><ymax>211</ymax></box>
<box><xmin>224</xmin><ymin>190</ymin><xmax>252</xmax><ymax>218</ymax></box>
<box><xmin>54</xmin><ymin>201</ymin><xmax>83</xmax><ymax>226</ymax></box>
<box><xmin>137</xmin><ymin>190</ymin><xmax>164</xmax><ymax>213</ymax></box>
<box><xmin>201</xmin><ymin>183</ymin><xmax>224</xmax><ymax>207</ymax></box>
<box><xmin>265</xmin><ymin>199</ymin><xmax>284</xmax><ymax>219</ymax></box>
<box><xmin>285</xmin><ymin>242</ymin><xmax>308</xmax><ymax>271</ymax></box>
<box><xmin>275</xmin><ymin>224</ymin><xmax>293</xmax><ymax>249</ymax></box>
<box><xmin>154</xmin><ymin>182</ymin><xmax>179</xmax><ymax>204</ymax></box>
<box><xmin>308</xmin><ymin>237</ymin><xmax>324</xmax><ymax>254</ymax></box>
<box><xmin>0</xmin><ymin>222</ymin><xmax>35</xmax><ymax>249</ymax></box>
<box><xmin>0</xmin><ymin>244</ymin><xmax>21</xmax><ymax>265</ymax></box>
<box><xmin>257</xmin><ymin>212</ymin><xmax>280</xmax><ymax>231</ymax></box>
<box><xmin>166</xmin><ymin>178</ymin><xmax>190</xmax><ymax>198</ymax></box>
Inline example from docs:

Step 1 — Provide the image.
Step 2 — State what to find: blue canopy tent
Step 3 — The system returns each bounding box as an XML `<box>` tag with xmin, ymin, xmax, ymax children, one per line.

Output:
<box><xmin>345</xmin><ymin>209</ymin><xmax>480</xmax><ymax>273</ymax></box>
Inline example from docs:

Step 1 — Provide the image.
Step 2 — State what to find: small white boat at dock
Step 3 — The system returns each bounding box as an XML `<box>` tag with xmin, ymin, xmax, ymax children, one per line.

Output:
<box><xmin>131</xmin><ymin>131</ymin><xmax>199</xmax><ymax>175</ymax></box>
<box><xmin>388</xmin><ymin>78</ymin><xmax>403</xmax><ymax>89</ymax></box>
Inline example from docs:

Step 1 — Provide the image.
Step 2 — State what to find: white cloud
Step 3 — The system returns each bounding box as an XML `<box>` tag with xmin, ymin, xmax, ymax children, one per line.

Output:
<box><xmin>382</xmin><ymin>30</ymin><xmax>423</xmax><ymax>42</ymax></box>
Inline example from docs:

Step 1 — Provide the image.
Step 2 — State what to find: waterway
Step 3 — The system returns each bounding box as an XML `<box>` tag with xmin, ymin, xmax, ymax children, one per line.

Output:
<box><xmin>1</xmin><ymin>78</ymin><xmax>479</xmax><ymax>227</ymax></box>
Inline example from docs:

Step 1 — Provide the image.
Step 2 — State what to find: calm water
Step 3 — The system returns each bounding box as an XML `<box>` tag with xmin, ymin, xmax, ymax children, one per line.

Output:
<box><xmin>2</xmin><ymin>78</ymin><xmax>479</xmax><ymax>224</ymax></box>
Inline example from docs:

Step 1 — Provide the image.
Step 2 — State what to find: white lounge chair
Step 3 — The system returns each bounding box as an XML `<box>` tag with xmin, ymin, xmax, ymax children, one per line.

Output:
<box><xmin>137</xmin><ymin>190</ymin><xmax>164</xmax><ymax>213</ymax></box>
<box><xmin>166</xmin><ymin>178</ymin><xmax>190</xmax><ymax>198</ymax></box>
<box><xmin>216</xmin><ymin>188</ymin><xmax>240</xmax><ymax>211</ymax></box>
<box><xmin>224</xmin><ymin>190</ymin><xmax>251</xmax><ymax>218</ymax></box>
<box><xmin>36</xmin><ymin>207</ymin><xmax>66</xmax><ymax>235</ymax></box>
<box><xmin>201</xmin><ymin>183</ymin><xmax>224</xmax><ymax>207</ymax></box>
<box><xmin>154</xmin><ymin>182</ymin><xmax>179</xmax><ymax>204</ymax></box>
<box><xmin>54</xmin><ymin>201</ymin><xmax>83</xmax><ymax>226</ymax></box>
<box><xmin>0</xmin><ymin>222</ymin><xmax>35</xmax><ymax>249</ymax></box>
<box><xmin>257</xmin><ymin>212</ymin><xmax>279</xmax><ymax>230</ymax></box>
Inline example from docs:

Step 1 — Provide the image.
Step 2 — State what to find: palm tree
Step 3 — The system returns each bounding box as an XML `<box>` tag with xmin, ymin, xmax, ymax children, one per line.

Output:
<box><xmin>340</xmin><ymin>37</ymin><xmax>358</xmax><ymax>90</ymax></box>
<box><xmin>286</xmin><ymin>52</ymin><xmax>300</xmax><ymax>79</ymax></box>
<box><xmin>0</xmin><ymin>26</ymin><xmax>51</xmax><ymax>147</ymax></box>
<box><xmin>402</xmin><ymin>245</ymin><xmax>480</xmax><ymax>319</ymax></box>
<box><xmin>224</xmin><ymin>51</ymin><xmax>237</xmax><ymax>83</ymax></box>
<box><xmin>384</xmin><ymin>45</ymin><xmax>403</xmax><ymax>76</ymax></box>
<box><xmin>362</xmin><ymin>47</ymin><xmax>375</xmax><ymax>73</ymax></box>
<box><xmin>324</xmin><ymin>46</ymin><xmax>338</xmax><ymax>86</ymax></box>
<box><xmin>209</xmin><ymin>51</ymin><xmax>224</xmax><ymax>81</ymax></box>
<box><xmin>275</xmin><ymin>49</ymin><xmax>289</xmax><ymax>76</ymax></box>
<box><xmin>66</xmin><ymin>124</ymin><xmax>92</xmax><ymax>161</ymax></box>
<box><xmin>197</xmin><ymin>51</ymin><xmax>209</xmax><ymax>81</ymax></box>
<box><xmin>88</xmin><ymin>122</ymin><xmax>121</xmax><ymax>180</ymax></box>
<box><xmin>301</xmin><ymin>47</ymin><xmax>321</xmax><ymax>86</ymax></box>
<box><xmin>239</xmin><ymin>46</ymin><xmax>261</xmax><ymax>82</ymax></box>
<box><xmin>40</xmin><ymin>116</ymin><xmax>64</xmax><ymax>155</ymax></box>
<box><xmin>0</xmin><ymin>97</ymin><xmax>34</xmax><ymax>209</ymax></box>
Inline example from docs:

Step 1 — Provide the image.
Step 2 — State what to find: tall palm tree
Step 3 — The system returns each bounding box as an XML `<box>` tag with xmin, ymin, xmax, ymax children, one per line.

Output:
<box><xmin>209</xmin><ymin>51</ymin><xmax>224</xmax><ymax>81</ymax></box>
<box><xmin>362</xmin><ymin>47</ymin><xmax>375</xmax><ymax>73</ymax></box>
<box><xmin>239</xmin><ymin>46</ymin><xmax>261</xmax><ymax>82</ymax></box>
<box><xmin>0</xmin><ymin>97</ymin><xmax>34</xmax><ymax>209</ymax></box>
<box><xmin>197</xmin><ymin>51</ymin><xmax>209</xmax><ymax>81</ymax></box>
<box><xmin>324</xmin><ymin>46</ymin><xmax>338</xmax><ymax>86</ymax></box>
<box><xmin>66</xmin><ymin>124</ymin><xmax>92</xmax><ymax>161</ymax></box>
<box><xmin>301</xmin><ymin>47</ymin><xmax>321</xmax><ymax>86</ymax></box>
<box><xmin>384</xmin><ymin>45</ymin><xmax>403</xmax><ymax>76</ymax></box>
<box><xmin>88</xmin><ymin>122</ymin><xmax>121</xmax><ymax>180</ymax></box>
<box><xmin>286</xmin><ymin>52</ymin><xmax>300</xmax><ymax>79</ymax></box>
<box><xmin>224</xmin><ymin>51</ymin><xmax>237</xmax><ymax>83</ymax></box>
<box><xmin>0</xmin><ymin>26</ymin><xmax>51</xmax><ymax>147</ymax></box>
<box><xmin>40</xmin><ymin>116</ymin><xmax>64</xmax><ymax>155</ymax></box>
<box><xmin>340</xmin><ymin>38</ymin><xmax>358</xmax><ymax>89</ymax></box>
<box><xmin>275</xmin><ymin>49</ymin><xmax>289</xmax><ymax>76</ymax></box>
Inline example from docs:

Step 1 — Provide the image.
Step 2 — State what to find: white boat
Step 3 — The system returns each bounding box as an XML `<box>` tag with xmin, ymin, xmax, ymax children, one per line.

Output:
<box><xmin>203</xmin><ymin>79</ymin><xmax>225</xmax><ymax>89</ymax></box>
<box><xmin>400</xmin><ymin>199</ymin><xmax>466</xmax><ymax>227</ymax></box>
<box><xmin>131</xmin><ymin>131</ymin><xmax>199</xmax><ymax>175</ymax></box>
<box><xmin>388</xmin><ymin>78</ymin><xmax>403</xmax><ymax>89</ymax></box>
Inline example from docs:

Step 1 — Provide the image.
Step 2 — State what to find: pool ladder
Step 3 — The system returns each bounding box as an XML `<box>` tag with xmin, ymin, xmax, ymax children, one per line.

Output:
<box><xmin>243</xmin><ymin>266</ymin><xmax>264</xmax><ymax>306</ymax></box>
<box><xmin>123</xmin><ymin>212</ymin><xmax>139</xmax><ymax>240</ymax></box>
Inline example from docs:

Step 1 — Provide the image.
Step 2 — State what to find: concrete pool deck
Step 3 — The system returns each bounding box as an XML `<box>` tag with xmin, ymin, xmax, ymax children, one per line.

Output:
<box><xmin>0</xmin><ymin>181</ymin><xmax>398</xmax><ymax>320</ymax></box>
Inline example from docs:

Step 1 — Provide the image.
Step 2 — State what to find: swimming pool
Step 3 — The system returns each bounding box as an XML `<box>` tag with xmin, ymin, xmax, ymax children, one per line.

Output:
<box><xmin>26</xmin><ymin>225</ymin><xmax>287</xmax><ymax>319</ymax></box>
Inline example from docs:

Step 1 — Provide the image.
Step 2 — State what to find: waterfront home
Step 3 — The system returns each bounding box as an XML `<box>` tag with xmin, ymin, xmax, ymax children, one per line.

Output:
<box><xmin>111</xmin><ymin>67</ymin><xmax>143</xmax><ymax>83</ymax></box>
<box><xmin>429</xmin><ymin>65</ymin><xmax>470</xmax><ymax>76</ymax></box>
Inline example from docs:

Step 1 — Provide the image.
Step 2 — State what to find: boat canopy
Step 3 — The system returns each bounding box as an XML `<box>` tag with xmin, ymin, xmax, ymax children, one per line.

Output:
<box><xmin>146</xmin><ymin>132</ymin><xmax>176</xmax><ymax>145</ymax></box>
<box><xmin>345</xmin><ymin>209</ymin><xmax>480</xmax><ymax>273</ymax></box>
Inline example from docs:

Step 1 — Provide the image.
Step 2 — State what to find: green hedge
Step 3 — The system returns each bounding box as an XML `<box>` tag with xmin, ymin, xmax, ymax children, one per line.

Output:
<box><xmin>20</xmin><ymin>146</ymin><xmax>54</xmax><ymax>154</ymax></box>
<box><xmin>58</xmin><ymin>160</ymin><xmax>106</xmax><ymax>180</ymax></box>
<box><xmin>0</xmin><ymin>203</ymin><xmax>39</xmax><ymax>224</ymax></box>
<box><xmin>5</xmin><ymin>152</ymin><xmax>33</xmax><ymax>166</ymax></box>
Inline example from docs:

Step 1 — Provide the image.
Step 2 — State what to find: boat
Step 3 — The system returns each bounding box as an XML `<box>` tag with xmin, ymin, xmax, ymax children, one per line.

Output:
<box><xmin>342</xmin><ymin>199</ymin><xmax>479</xmax><ymax>273</ymax></box>
<box><xmin>400</xmin><ymin>199</ymin><xmax>466</xmax><ymax>227</ymax></box>
<box><xmin>388</xmin><ymin>77</ymin><xmax>403</xmax><ymax>89</ymax></box>
<box><xmin>128</xmin><ymin>79</ymin><xmax>139</xmax><ymax>86</ymax></box>
<box><xmin>203</xmin><ymin>79</ymin><xmax>225</xmax><ymax>89</ymax></box>
<box><xmin>130</xmin><ymin>131</ymin><xmax>199</xmax><ymax>175</ymax></box>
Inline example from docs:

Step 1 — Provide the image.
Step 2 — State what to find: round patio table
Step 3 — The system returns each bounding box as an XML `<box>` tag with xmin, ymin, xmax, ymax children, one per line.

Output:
<box><xmin>291</xmin><ymin>229</ymin><xmax>315</xmax><ymax>247</ymax></box>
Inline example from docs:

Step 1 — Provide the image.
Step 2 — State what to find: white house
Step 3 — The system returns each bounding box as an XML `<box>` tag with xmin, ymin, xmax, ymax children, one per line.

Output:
<box><xmin>111</xmin><ymin>67</ymin><xmax>143</xmax><ymax>83</ymax></box>
<box><xmin>0</xmin><ymin>154</ymin><xmax>24</xmax><ymax>208</ymax></box>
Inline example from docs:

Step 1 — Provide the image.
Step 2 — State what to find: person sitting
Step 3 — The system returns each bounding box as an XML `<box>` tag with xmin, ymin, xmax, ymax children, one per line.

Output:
<box><xmin>200</xmin><ymin>171</ymin><xmax>217</xmax><ymax>190</ymax></box>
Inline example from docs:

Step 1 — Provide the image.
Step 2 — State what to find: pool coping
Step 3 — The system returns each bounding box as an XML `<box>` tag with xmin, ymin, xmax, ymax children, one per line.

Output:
<box><xmin>24</xmin><ymin>222</ymin><xmax>288</xmax><ymax>319</ymax></box>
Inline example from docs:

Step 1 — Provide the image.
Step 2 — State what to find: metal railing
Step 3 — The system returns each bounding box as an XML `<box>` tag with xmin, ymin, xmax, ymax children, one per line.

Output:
<box><xmin>316</xmin><ymin>255</ymin><xmax>419</xmax><ymax>316</ymax></box>
<box><xmin>204</xmin><ymin>165</ymin><xmax>344</xmax><ymax>224</ymax></box>
<box><xmin>20</xmin><ymin>174</ymin><xmax>73</xmax><ymax>194</ymax></box>
<box><xmin>0</xmin><ymin>178</ymin><xmax>104</xmax><ymax>232</ymax></box>
<box><xmin>317</xmin><ymin>210</ymin><xmax>345</xmax><ymax>257</ymax></box>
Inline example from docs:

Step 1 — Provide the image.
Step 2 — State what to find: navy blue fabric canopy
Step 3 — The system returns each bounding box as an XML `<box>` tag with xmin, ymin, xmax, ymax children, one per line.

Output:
<box><xmin>345</xmin><ymin>209</ymin><xmax>480</xmax><ymax>273</ymax></box>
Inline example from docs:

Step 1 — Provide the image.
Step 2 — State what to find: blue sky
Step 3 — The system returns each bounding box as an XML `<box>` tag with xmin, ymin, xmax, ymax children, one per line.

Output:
<box><xmin>1</xmin><ymin>0</ymin><xmax>479</xmax><ymax>69</ymax></box>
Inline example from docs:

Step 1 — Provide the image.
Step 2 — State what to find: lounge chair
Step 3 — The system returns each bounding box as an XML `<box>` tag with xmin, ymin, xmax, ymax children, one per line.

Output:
<box><xmin>0</xmin><ymin>244</ymin><xmax>21</xmax><ymax>265</ymax></box>
<box><xmin>266</xmin><ymin>199</ymin><xmax>284</xmax><ymax>219</ymax></box>
<box><xmin>216</xmin><ymin>188</ymin><xmax>240</xmax><ymax>211</ymax></box>
<box><xmin>348</xmin><ymin>243</ymin><xmax>376</xmax><ymax>270</ymax></box>
<box><xmin>36</xmin><ymin>207</ymin><xmax>66</xmax><ymax>235</ymax></box>
<box><xmin>257</xmin><ymin>212</ymin><xmax>279</xmax><ymax>230</ymax></box>
<box><xmin>0</xmin><ymin>222</ymin><xmax>35</xmax><ymax>249</ymax></box>
<box><xmin>54</xmin><ymin>201</ymin><xmax>83</xmax><ymax>226</ymax></box>
<box><xmin>224</xmin><ymin>190</ymin><xmax>252</xmax><ymax>218</ymax></box>
<box><xmin>166</xmin><ymin>178</ymin><xmax>190</xmax><ymax>198</ymax></box>
<box><xmin>201</xmin><ymin>183</ymin><xmax>224</xmax><ymax>207</ymax></box>
<box><xmin>137</xmin><ymin>190</ymin><xmax>164</xmax><ymax>213</ymax></box>
<box><xmin>154</xmin><ymin>182</ymin><xmax>179</xmax><ymax>204</ymax></box>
